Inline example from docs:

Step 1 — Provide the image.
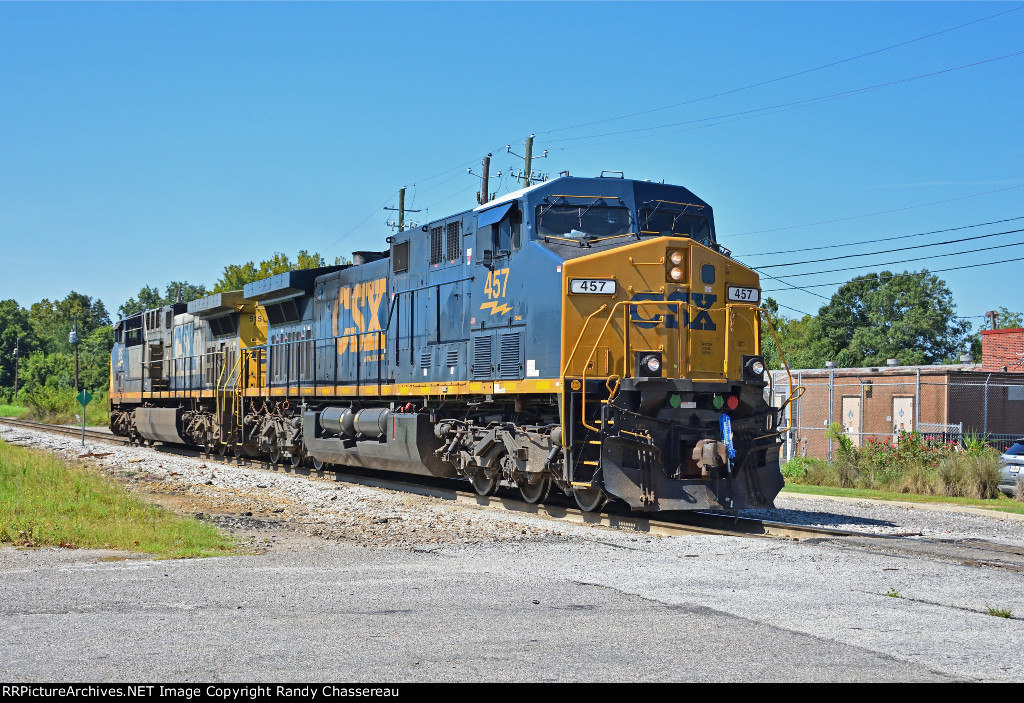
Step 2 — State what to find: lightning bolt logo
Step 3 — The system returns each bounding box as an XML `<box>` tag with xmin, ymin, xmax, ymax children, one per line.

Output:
<box><xmin>480</xmin><ymin>301</ymin><xmax>513</xmax><ymax>316</ymax></box>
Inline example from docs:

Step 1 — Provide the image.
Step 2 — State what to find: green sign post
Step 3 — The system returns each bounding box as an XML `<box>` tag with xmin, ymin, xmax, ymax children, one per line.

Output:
<box><xmin>76</xmin><ymin>390</ymin><xmax>92</xmax><ymax>446</ymax></box>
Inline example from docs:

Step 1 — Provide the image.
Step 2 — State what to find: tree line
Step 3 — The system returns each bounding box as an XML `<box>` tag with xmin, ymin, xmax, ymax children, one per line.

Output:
<box><xmin>0</xmin><ymin>251</ymin><xmax>345</xmax><ymax>401</ymax></box>
<box><xmin>760</xmin><ymin>270</ymin><xmax>1018</xmax><ymax>370</ymax></box>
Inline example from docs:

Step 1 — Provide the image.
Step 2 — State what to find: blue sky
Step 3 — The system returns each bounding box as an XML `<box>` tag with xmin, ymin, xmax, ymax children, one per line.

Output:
<box><xmin>1</xmin><ymin>2</ymin><xmax>1021</xmax><ymax>331</ymax></box>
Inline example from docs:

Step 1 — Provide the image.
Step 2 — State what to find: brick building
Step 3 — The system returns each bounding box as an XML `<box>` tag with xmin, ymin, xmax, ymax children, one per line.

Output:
<box><xmin>770</xmin><ymin>328</ymin><xmax>1024</xmax><ymax>461</ymax></box>
<box><xmin>982</xmin><ymin>328</ymin><xmax>1024</xmax><ymax>371</ymax></box>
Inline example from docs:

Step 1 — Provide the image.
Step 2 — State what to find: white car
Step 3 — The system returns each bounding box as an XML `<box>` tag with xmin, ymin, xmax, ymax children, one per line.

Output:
<box><xmin>997</xmin><ymin>439</ymin><xmax>1024</xmax><ymax>496</ymax></box>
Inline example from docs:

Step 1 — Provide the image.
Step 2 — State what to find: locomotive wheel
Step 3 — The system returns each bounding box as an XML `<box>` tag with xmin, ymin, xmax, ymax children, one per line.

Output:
<box><xmin>232</xmin><ymin>444</ymin><xmax>244</xmax><ymax>459</ymax></box>
<box><xmin>573</xmin><ymin>487</ymin><xmax>609</xmax><ymax>513</ymax></box>
<box><xmin>217</xmin><ymin>442</ymin><xmax>229</xmax><ymax>457</ymax></box>
<box><xmin>289</xmin><ymin>448</ymin><xmax>305</xmax><ymax>468</ymax></box>
<box><xmin>311</xmin><ymin>457</ymin><xmax>325</xmax><ymax>471</ymax></box>
<box><xmin>268</xmin><ymin>446</ymin><xmax>281</xmax><ymax>465</ymax></box>
<box><xmin>518</xmin><ymin>476</ymin><xmax>552</xmax><ymax>504</ymax></box>
<box><xmin>468</xmin><ymin>471</ymin><xmax>500</xmax><ymax>497</ymax></box>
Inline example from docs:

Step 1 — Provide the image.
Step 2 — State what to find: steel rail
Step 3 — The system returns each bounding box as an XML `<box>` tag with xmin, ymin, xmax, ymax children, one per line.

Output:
<box><xmin>3</xmin><ymin>417</ymin><xmax>1021</xmax><ymax>553</ymax></box>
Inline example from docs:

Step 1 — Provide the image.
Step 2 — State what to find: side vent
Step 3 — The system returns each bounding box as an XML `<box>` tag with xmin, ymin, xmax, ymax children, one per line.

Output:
<box><xmin>471</xmin><ymin>336</ymin><xmax>493</xmax><ymax>379</ymax></box>
<box><xmin>445</xmin><ymin>221</ymin><xmax>462</xmax><ymax>262</ymax></box>
<box><xmin>446</xmin><ymin>348</ymin><xmax>459</xmax><ymax>368</ymax></box>
<box><xmin>418</xmin><ymin>349</ymin><xmax>432</xmax><ymax>369</ymax></box>
<box><xmin>499</xmin><ymin>332</ymin><xmax>522</xmax><ymax>379</ymax></box>
<box><xmin>430</xmin><ymin>226</ymin><xmax>443</xmax><ymax>265</ymax></box>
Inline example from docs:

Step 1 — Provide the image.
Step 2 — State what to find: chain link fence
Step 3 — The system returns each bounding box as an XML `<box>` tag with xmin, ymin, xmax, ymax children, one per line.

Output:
<box><xmin>769</xmin><ymin>369</ymin><xmax>1024</xmax><ymax>462</ymax></box>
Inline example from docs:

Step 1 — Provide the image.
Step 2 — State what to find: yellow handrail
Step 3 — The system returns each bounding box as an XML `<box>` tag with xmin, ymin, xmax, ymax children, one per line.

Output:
<box><xmin>755</xmin><ymin>306</ymin><xmax>803</xmax><ymax>439</ymax></box>
<box><xmin>576</xmin><ymin>298</ymin><xmax>690</xmax><ymax>432</ymax></box>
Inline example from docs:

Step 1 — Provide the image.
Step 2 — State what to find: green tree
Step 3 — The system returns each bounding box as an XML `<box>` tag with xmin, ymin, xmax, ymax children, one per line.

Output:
<box><xmin>212</xmin><ymin>250</ymin><xmax>337</xmax><ymax>292</ymax></box>
<box><xmin>29</xmin><ymin>292</ymin><xmax>110</xmax><ymax>355</ymax></box>
<box><xmin>163</xmin><ymin>281</ymin><xmax>208</xmax><ymax>305</ymax></box>
<box><xmin>759</xmin><ymin>298</ymin><xmax>830</xmax><ymax>370</ymax></box>
<box><xmin>118</xmin><ymin>285</ymin><xmax>164</xmax><ymax>318</ymax></box>
<box><xmin>815</xmin><ymin>271</ymin><xmax>969</xmax><ymax>367</ymax></box>
<box><xmin>80</xmin><ymin>325</ymin><xmax>115</xmax><ymax>392</ymax></box>
<box><xmin>20</xmin><ymin>351</ymin><xmax>74</xmax><ymax>392</ymax></box>
<box><xmin>0</xmin><ymin>300</ymin><xmax>37</xmax><ymax>391</ymax></box>
<box><xmin>118</xmin><ymin>281</ymin><xmax>208</xmax><ymax>318</ymax></box>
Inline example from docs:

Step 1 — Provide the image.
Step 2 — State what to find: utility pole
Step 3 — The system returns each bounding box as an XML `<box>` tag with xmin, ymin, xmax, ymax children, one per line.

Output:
<box><xmin>69</xmin><ymin>314</ymin><xmax>79</xmax><ymax>392</ymax></box>
<box><xmin>384</xmin><ymin>187</ymin><xmax>422</xmax><ymax>232</ymax></box>
<box><xmin>472</xmin><ymin>154</ymin><xmax>500</xmax><ymax>205</ymax></box>
<box><xmin>12</xmin><ymin>337</ymin><xmax>19</xmax><ymax>401</ymax></box>
<box><xmin>477</xmin><ymin>154</ymin><xmax>491</xmax><ymax>205</ymax></box>
<box><xmin>986</xmin><ymin>310</ymin><xmax>1000</xmax><ymax>330</ymax></box>
<box><xmin>524</xmin><ymin>135</ymin><xmax>534</xmax><ymax>188</ymax></box>
<box><xmin>506</xmin><ymin>135</ymin><xmax>548</xmax><ymax>187</ymax></box>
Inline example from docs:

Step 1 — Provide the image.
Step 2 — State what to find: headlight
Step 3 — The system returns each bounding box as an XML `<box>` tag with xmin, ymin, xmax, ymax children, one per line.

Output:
<box><xmin>669</xmin><ymin>266</ymin><xmax>684</xmax><ymax>281</ymax></box>
<box><xmin>637</xmin><ymin>352</ymin><xmax>663</xmax><ymax>377</ymax></box>
<box><xmin>669</xmin><ymin>250</ymin><xmax>684</xmax><ymax>265</ymax></box>
<box><xmin>743</xmin><ymin>355</ymin><xmax>766</xmax><ymax>380</ymax></box>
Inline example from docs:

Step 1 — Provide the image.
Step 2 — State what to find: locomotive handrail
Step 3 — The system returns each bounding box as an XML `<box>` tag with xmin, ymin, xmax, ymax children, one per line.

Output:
<box><xmin>626</xmin><ymin>255</ymin><xmax>665</xmax><ymax>266</ymax></box>
<box><xmin>573</xmin><ymin>298</ymin><xmax>697</xmax><ymax>434</ymax></box>
<box><xmin>754</xmin><ymin>306</ymin><xmax>802</xmax><ymax>440</ymax></box>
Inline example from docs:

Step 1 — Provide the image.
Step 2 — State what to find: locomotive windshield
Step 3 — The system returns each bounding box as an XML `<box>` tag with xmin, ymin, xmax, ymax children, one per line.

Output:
<box><xmin>640</xmin><ymin>207</ymin><xmax>711</xmax><ymax>243</ymax></box>
<box><xmin>536</xmin><ymin>204</ymin><xmax>631</xmax><ymax>240</ymax></box>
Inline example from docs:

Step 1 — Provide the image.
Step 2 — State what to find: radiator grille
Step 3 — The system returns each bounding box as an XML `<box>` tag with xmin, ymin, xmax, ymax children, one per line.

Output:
<box><xmin>446</xmin><ymin>348</ymin><xmax>459</xmax><ymax>367</ymax></box>
<box><xmin>499</xmin><ymin>332</ymin><xmax>522</xmax><ymax>379</ymax></box>
<box><xmin>418</xmin><ymin>349</ymin><xmax>432</xmax><ymax>369</ymax></box>
<box><xmin>430</xmin><ymin>226</ymin><xmax>443</xmax><ymax>265</ymax></box>
<box><xmin>471</xmin><ymin>336</ymin><xmax>492</xmax><ymax>379</ymax></box>
<box><xmin>445</xmin><ymin>221</ymin><xmax>461</xmax><ymax>262</ymax></box>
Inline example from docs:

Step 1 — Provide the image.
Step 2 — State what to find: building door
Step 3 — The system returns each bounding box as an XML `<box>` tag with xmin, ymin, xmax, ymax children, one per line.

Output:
<box><xmin>893</xmin><ymin>396</ymin><xmax>914</xmax><ymax>435</ymax></box>
<box><xmin>841</xmin><ymin>396</ymin><xmax>862</xmax><ymax>447</ymax></box>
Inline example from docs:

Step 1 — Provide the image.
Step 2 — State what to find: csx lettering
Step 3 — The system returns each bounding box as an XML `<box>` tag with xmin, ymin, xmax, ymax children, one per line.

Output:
<box><xmin>630</xmin><ymin>291</ymin><xmax>717</xmax><ymax>331</ymax></box>
<box><xmin>333</xmin><ymin>279</ymin><xmax>387</xmax><ymax>354</ymax></box>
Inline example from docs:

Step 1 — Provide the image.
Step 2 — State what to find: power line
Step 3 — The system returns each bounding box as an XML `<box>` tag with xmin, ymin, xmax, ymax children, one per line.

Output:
<box><xmin>726</xmin><ymin>183</ymin><xmax>1024</xmax><ymax>238</ymax></box>
<box><xmin>542</xmin><ymin>4</ymin><xmax>1024</xmax><ymax>136</ymax></box>
<box><xmin>547</xmin><ymin>49</ymin><xmax>1024</xmax><ymax>145</ymax></box>
<box><xmin>770</xmin><ymin>302</ymin><xmax>814</xmax><ymax>317</ymax></box>
<box><xmin>737</xmin><ymin>215</ymin><xmax>1024</xmax><ymax>257</ymax></box>
<box><xmin>768</xmin><ymin>239</ymin><xmax>1024</xmax><ymax>279</ymax></box>
<box><xmin>754</xmin><ymin>227</ymin><xmax>1024</xmax><ymax>269</ymax></box>
<box><xmin>757</xmin><ymin>270</ymin><xmax>833</xmax><ymax>301</ymax></box>
<box><xmin>764</xmin><ymin>256</ymin><xmax>1024</xmax><ymax>291</ymax></box>
<box><xmin>553</xmin><ymin>49</ymin><xmax>1024</xmax><ymax>152</ymax></box>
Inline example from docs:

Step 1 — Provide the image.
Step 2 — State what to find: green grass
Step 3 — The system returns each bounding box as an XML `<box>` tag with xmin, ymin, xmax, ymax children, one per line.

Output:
<box><xmin>885</xmin><ymin>588</ymin><xmax>903</xmax><ymax>598</ymax></box>
<box><xmin>0</xmin><ymin>439</ymin><xmax>235</xmax><ymax>558</ymax></box>
<box><xmin>781</xmin><ymin>483</ymin><xmax>1024</xmax><ymax>516</ymax></box>
<box><xmin>986</xmin><ymin>606</ymin><xmax>1013</xmax><ymax>619</ymax></box>
<box><xmin>0</xmin><ymin>404</ymin><xmax>27</xmax><ymax>418</ymax></box>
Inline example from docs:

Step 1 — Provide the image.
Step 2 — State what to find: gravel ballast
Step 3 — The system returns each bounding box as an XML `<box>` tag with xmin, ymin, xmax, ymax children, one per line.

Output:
<box><xmin>2</xmin><ymin>423</ymin><xmax>1023</xmax><ymax>681</ymax></box>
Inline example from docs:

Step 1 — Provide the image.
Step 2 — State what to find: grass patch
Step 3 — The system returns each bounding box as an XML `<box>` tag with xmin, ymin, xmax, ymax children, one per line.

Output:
<box><xmin>0</xmin><ymin>439</ymin><xmax>234</xmax><ymax>558</ymax></box>
<box><xmin>0</xmin><ymin>404</ymin><xmax>28</xmax><ymax>419</ymax></box>
<box><xmin>885</xmin><ymin>588</ymin><xmax>903</xmax><ymax>598</ymax></box>
<box><xmin>781</xmin><ymin>483</ymin><xmax>1024</xmax><ymax>516</ymax></box>
<box><xmin>986</xmin><ymin>606</ymin><xmax>1013</xmax><ymax>619</ymax></box>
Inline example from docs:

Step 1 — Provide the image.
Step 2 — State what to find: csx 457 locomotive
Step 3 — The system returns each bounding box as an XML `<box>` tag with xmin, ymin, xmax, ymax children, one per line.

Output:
<box><xmin>109</xmin><ymin>174</ymin><xmax>785</xmax><ymax>512</ymax></box>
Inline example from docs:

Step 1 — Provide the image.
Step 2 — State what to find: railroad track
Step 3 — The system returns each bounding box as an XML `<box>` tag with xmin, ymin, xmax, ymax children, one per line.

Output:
<box><xmin>4</xmin><ymin>416</ymin><xmax>1024</xmax><ymax>573</ymax></box>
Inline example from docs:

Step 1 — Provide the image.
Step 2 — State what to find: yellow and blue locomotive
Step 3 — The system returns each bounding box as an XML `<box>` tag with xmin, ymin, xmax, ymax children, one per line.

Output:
<box><xmin>109</xmin><ymin>174</ymin><xmax>784</xmax><ymax>512</ymax></box>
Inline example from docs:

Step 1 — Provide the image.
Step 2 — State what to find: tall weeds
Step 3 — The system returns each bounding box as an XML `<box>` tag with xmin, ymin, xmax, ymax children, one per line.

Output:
<box><xmin>787</xmin><ymin>428</ymin><xmax>1002</xmax><ymax>500</ymax></box>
